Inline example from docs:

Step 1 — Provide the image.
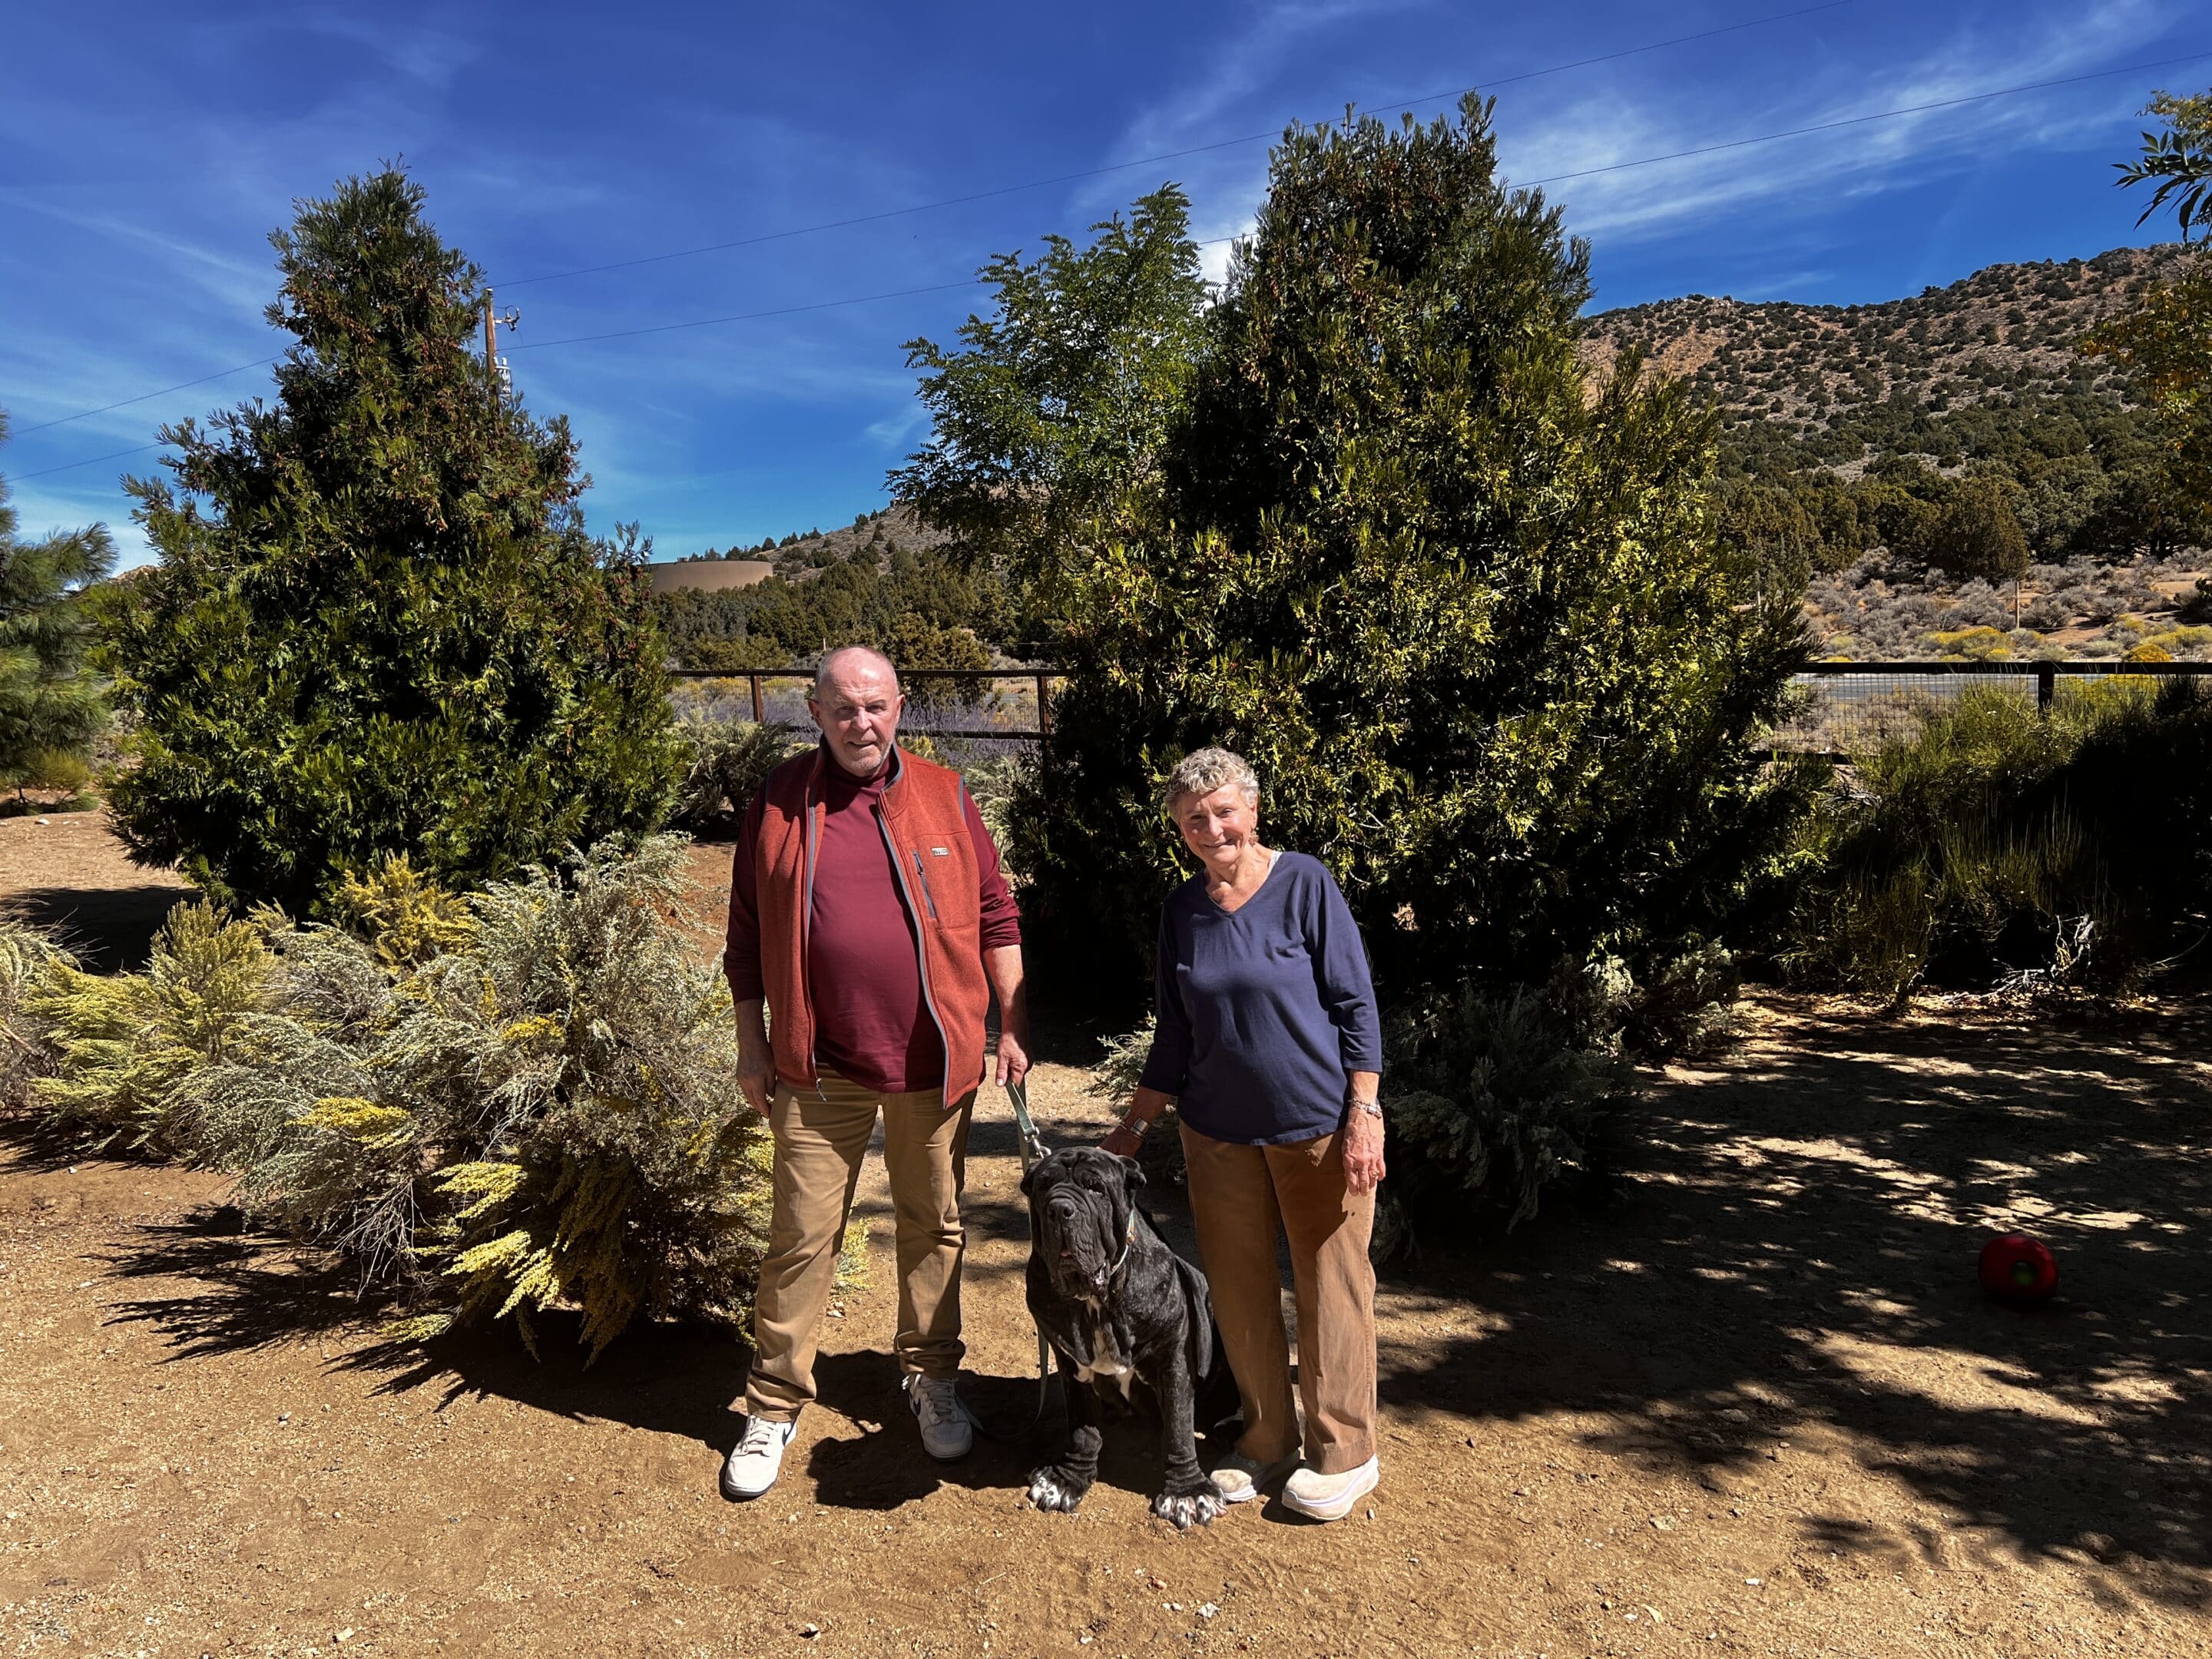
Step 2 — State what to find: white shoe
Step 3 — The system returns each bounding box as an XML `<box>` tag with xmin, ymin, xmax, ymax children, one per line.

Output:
<box><xmin>1210</xmin><ymin>1449</ymin><xmax>1296</xmax><ymax>1505</ymax></box>
<box><xmin>720</xmin><ymin>1416</ymin><xmax>796</xmax><ymax>1500</ymax></box>
<box><xmin>904</xmin><ymin>1373</ymin><xmax>975</xmax><ymax>1461</ymax></box>
<box><xmin>1281</xmin><ymin>1456</ymin><xmax>1379</xmax><ymax>1522</ymax></box>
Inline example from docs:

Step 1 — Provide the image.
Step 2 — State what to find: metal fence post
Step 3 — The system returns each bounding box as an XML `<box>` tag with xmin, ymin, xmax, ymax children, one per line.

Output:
<box><xmin>750</xmin><ymin>672</ymin><xmax>765</xmax><ymax>724</ymax></box>
<box><xmin>2035</xmin><ymin>662</ymin><xmax>2055</xmax><ymax>717</ymax></box>
<box><xmin>1035</xmin><ymin>672</ymin><xmax>1051</xmax><ymax>737</ymax></box>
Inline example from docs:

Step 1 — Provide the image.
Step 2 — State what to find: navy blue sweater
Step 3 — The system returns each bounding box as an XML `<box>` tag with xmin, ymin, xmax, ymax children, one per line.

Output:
<box><xmin>1137</xmin><ymin>852</ymin><xmax>1384</xmax><ymax>1145</ymax></box>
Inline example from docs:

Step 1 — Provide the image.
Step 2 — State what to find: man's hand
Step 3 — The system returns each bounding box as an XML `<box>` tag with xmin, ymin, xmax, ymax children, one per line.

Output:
<box><xmin>1343</xmin><ymin>1105</ymin><xmax>1386</xmax><ymax>1196</ymax></box>
<box><xmin>985</xmin><ymin>944</ymin><xmax>1030</xmax><ymax>1090</ymax></box>
<box><xmin>995</xmin><ymin>1026</ymin><xmax>1031</xmax><ymax>1089</ymax></box>
<box><xmin>735</xmin><ymin>998</ymin><xmax>774</xmax><ymax>1118</ymax></box>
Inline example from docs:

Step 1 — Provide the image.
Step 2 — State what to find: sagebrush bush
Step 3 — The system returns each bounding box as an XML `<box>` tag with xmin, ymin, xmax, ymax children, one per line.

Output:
<box><xmin>0</xmin><ymin>920</ymin><xmax>72</xmax><ymax>1111</ymax></box>
<box><xmin>29</xmin><ymin>902</ymin><xmax>273</xmax><ymax>1152</ymax></box>
<box><xmin>18</xmin><ymin>836</ymin><xmax>770</xmax><ymax>1360</ymax></box>
<box><xmin>668</xmin><ymin>717</ymin><xmax>806</xmax><ymax>834</ymax></box>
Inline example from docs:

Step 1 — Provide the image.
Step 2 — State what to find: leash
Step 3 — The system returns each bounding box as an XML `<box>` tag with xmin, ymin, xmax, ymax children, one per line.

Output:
<box><xmin>963</xmin><ymin>1074</ymin><xmax>1058</xmax><ymax>1442</ymax></box>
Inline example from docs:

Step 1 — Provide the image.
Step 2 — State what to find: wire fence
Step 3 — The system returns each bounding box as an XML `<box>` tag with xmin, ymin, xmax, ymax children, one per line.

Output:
<box><xmin>674</xmin><ymin>661</ymin><xmax>2212</xmax><ymax>761</ymax></box>
<box><xmin>1773</xmin><ymin>661</ymin><xmax>2212</xmax><ymax>756</ymax></box>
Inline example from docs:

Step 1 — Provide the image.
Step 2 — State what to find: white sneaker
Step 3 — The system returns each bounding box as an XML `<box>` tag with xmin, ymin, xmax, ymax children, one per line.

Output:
<box><xmin>720</xmin><ymin>1416</ymin><xmax>796</xmax><ymax>1500</ymax></box>
<box><xmin>1210</xmin><ymin>1449</ymin><xmax>1296</xmax><ymax>1505</ymax></box>
<box><xmin>904</xmin><ymin>1373</ymin><xmax>975</xmax><ymax>1461</ymax></box>
<box><xmin>1281</xmin><ymin>1456</ymin><xmax>1380</xmax><ymax>1522</ymax></box>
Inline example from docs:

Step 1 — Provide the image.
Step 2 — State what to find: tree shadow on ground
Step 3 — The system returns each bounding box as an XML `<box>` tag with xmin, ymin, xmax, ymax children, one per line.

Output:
<box><xmin>84</xmin><ymin>995</ymin><xmax>2212</xmax><ymax>1608</ymax></box>
<box><xmin>1377</xmin><ymin>995</ymin><xmax>2212</xmax><ymax>1611</ymax></box>
<box><xmin>0</xmin><ymin>886</ymin><xmax>188</xmax><ymax>973</ymax></box>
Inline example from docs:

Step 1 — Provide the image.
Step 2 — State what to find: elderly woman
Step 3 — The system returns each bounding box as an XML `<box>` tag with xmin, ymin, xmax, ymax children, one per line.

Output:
<box><xmin>1102</xmin><ymin>747</ymin><xmax>1386</xmax><ymax>1522</ymax></box>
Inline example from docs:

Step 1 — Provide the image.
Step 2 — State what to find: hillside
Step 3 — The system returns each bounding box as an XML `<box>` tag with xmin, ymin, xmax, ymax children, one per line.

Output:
<box><xmin>1585</xmin><ymin>244</ymin><xmax>2207</xmax><ymax>660</ymax></box>
<box><xmin>674</xmin><ymin>247</ymin><xmax>2206</xmax><ymax>669</ymax></box>
<box><xmin>1581</xmin><ymin>243</ymin><xmax>2188</xmax><ymax>475</ymax></box>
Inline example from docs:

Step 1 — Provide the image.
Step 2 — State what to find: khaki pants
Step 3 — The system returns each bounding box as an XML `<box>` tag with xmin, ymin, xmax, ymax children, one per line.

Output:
<box><xmin>1181</xmin><ymin>1124</ymin><xmax>1378</xmax><ymax>1475</ymax></box>
<box><xmin>740</xmin><ymin>1071</ymin><xmax>973</xmax><ymax>1422</ymax></box>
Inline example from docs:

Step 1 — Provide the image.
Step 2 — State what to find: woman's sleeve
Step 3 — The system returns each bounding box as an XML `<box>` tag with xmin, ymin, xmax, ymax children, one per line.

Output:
<box><xmin>1311</xmin><ymin>867</ymin><xmax>1384</xmax><ymax>1075</ymax></box>
<box><xmin>1137</xmin><ymin>904</ymin><xmax>1194</xmax><ymax>1096</ymax></box>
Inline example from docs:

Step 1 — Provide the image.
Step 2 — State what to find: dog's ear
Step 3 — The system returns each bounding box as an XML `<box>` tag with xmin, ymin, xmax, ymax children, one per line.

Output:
<box><xmin>1114</xmin><ymin>1154</ymin><xmax>1146</xmax><ymax>1191</ymax></box>
<box><xmin>1019</xmin><ymin>1161</ymin><xmax>1041</xmax><ymax>1197</ymax></box>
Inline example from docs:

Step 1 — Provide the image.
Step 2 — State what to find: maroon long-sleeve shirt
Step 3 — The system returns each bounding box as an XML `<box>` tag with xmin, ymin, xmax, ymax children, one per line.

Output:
<box><xmin>724</xmin><ymin>748</ymin><xmax>1022</xmax><ymax>1094</ymax></box>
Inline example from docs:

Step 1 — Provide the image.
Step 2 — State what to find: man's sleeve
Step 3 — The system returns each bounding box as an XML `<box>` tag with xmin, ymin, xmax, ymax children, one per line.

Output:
<box><xmin>962</xmin><ymin>789</ymin><xmax>1022</xmax><ymax>950</ymax></box>
<box><xmin>723</xmin><ymin>786</ymin><xmax>770</xmax><ymax>1001</ymax></box>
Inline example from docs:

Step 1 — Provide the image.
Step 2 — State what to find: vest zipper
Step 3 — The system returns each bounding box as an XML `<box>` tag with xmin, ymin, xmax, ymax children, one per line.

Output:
<box><xmin>909</xmin><ymin>849</ymin><xmax>941</xmax><ymax>921</ymax></box>
<box><xmin>875</xmin><ymin>787</ymin><xmax>952</xmax><ymax>1103</ymax></box>
<box><xmin>802</xmin><ymin>761</ymin><xmax>826</xmax><ymax>1101</ymax></box>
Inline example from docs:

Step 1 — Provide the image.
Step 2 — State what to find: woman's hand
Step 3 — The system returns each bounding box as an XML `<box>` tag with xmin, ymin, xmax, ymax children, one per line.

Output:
<box><xmin>1103</xmin><ymin>1087</ymin><xmax>1172</xmax><ymax>1160</ymax></box>
<box><xmin>1342</xmin><ymin>1104</ymin><xmax>1386</xmax><ymax>1195</ymax></box>
<box><xmin>1101</xmin><ymin>1122</ymin><xmax>1144</xmax><ymax>1159</ymax></box>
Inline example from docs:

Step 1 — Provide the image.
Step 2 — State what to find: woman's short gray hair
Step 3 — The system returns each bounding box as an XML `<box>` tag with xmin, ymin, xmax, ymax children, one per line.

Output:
<box><xmin>1164</xmin><ymin>747</ymin><xmax>1260</xmax><ymax>815</ymax></box>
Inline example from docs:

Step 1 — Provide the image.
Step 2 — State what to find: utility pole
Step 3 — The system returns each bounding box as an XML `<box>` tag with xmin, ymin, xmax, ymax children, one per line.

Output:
<box><xmin>482</xmin><ymin>290</ymin><xmax>500</xmax><ymax>412</ymax></box>
<box><xmin>482</xmin><ymin>290</ymin><xmax>518</xmax><ymax>412</ymax></box>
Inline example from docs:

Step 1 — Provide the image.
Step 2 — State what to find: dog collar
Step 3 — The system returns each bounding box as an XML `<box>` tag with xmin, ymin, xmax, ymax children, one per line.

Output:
<box><xmin>1107</xmin><ymin>1210</ymin><xmax>1138</xmax><ymax>1280</ymax></box>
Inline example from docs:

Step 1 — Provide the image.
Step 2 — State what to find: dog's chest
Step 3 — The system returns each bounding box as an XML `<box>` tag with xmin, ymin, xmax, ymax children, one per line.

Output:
<box><xmin>1071</xmin><ymin>1305</ymin><xmax>1136</xmax><ymax>1400</ymax></box>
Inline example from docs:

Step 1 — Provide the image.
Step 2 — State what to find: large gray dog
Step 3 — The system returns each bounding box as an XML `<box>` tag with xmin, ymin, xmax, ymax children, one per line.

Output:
<box><xmin>1021</xmin><ymin>1146</ymin><xmax>1240</xmax><ymax>1529</ymax></box>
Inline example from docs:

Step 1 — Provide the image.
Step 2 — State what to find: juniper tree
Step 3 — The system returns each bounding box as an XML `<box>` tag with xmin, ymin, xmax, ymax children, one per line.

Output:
<box><xmin>0</xmin><ymin>416</ymin><xmax>117</xmax><ymax>799</ymax></box>
<box><xmin>101</xmin><ymin>169</ymin><xmax>680</xmax><ymax>912</ymax></box>
<box><xmin>1007</xmin><ymin>99</ymin><xmax>1809</xmax><ymax>994</ymax></box>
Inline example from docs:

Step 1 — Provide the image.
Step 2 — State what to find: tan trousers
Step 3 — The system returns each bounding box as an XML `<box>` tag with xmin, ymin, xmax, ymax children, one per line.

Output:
<box><xmin>1181</xmin><ymin>1124</ymin><xmax>1378</xmax><ymax>1475</ymax></box>
<box><xmin>740</xmin><ymin>1071</ymin><xmax>973</xmax><ymax>1422</ymax></box>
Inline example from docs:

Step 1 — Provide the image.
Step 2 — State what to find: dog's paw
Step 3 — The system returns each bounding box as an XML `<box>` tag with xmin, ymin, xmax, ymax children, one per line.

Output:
<box><xmin>1150</xmin><ymin>1479</ymin><xmax>1227</xmax><ymax>1530</ymax></box>
<box><xmin>1026</xmin><ymin>1465</ymin><xmax>1091</xmax><ymax>1514</ymax></box>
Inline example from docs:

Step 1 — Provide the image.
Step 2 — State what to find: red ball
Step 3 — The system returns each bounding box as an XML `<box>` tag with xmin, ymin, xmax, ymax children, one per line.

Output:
<box><xmin>1979</xmin><ymin>1233</ymin><xmax>2058</xmax><ymax>1307</ymax></box>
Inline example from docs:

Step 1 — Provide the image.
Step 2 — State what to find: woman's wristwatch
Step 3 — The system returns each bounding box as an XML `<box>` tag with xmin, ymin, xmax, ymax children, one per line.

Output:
<box><xmin>1118</xmin><ymin>1110</ymin><xmax>1151</xmax><ymax>1138</ymax></box>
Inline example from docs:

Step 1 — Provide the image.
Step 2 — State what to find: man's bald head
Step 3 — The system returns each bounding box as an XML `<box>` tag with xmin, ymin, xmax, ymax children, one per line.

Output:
<box><xmin>808</xmin><ymin>645</ymin><xmax>905</xmax><ymax>780</ymax></box>
<box><xmin>814</xmin><ymin>644</ymin><xmax>899</xmax><ymax>697</ymax></box>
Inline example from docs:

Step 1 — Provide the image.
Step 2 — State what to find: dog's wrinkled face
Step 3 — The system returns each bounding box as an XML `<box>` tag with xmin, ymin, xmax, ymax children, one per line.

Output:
<box><xmin>1024</xmin><ymin>1147</ymin><xmax>1144</xmax><ymax>1303</ymax></box>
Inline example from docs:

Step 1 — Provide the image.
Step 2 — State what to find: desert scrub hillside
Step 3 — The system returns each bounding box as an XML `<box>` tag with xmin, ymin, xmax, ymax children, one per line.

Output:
<box><xmin>1806</xmin><ymin>550</ymin><xmax>2210</xmax><ymax>661</ymax></box>
<box><xmin>1582</xmin><ymin>244</ymin><xmax>2187</xmax><ymax>469</ymax></box>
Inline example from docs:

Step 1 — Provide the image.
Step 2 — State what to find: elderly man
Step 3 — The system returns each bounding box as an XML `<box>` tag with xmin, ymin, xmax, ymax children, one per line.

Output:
<box><xmin>719</xmin><ymin>645</ymin><xmax>1028</xmax><ymax>1500</ymax></box>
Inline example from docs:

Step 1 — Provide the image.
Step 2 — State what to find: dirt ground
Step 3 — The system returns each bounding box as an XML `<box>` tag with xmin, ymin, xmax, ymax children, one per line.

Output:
<box><xmin>3</xmin><ymin>820</ymin><xmax>2210</xmax><ymax>1657</ymax></box>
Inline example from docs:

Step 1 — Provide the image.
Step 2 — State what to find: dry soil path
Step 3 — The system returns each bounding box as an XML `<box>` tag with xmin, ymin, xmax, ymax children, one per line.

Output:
<box><xmin>1</xmin><ymin>832</ymin><xmax>2207</xmax><ymax>1657</ymax></box>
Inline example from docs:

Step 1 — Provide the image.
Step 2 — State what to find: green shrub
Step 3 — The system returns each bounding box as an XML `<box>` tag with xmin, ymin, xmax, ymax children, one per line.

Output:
<box><xmin>1784</xmin><ymin>679</ymin><xmax>2212</xmax><ymax>998</ymax></box>
<box><xmin>1378</xmin><ymin>958</ymin><xmax>1639</xmax><ymax>1251</ymax></box>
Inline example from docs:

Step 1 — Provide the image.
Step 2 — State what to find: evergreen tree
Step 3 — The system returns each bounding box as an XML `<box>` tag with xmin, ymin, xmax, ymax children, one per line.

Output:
<box><xmin>101</xmin><ymin>169</ymin><xmax>679</xmax><ymax>913</ymax></box>
<box><xmin>0</xmin><ymin>416</ymin><xmax>118</xmax><ymax>799</ymax></box>
<box><xmin>1010</xmin><ymin>100</ymin><xmax>1809</xmax><ymax>992</ymax></box>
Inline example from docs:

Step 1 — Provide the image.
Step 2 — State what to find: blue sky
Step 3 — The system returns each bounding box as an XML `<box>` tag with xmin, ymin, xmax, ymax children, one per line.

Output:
<box><xmin>4</xmin><ymin>1</ymin><xmax>2206</xmax><ymax>566</ymax></box>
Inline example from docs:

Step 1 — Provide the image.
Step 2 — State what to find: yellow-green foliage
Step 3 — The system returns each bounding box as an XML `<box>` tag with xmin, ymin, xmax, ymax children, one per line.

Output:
<box><xmin>20</xmin><ymin>837</ymin><xmax>771</xmax><ymax>1363</ymax></box>
<box><xmin>333</xmin><ymin>854</ymin><xmax>474</xmax><ymax>968</ymax></box>
<box><xmin>28</xmin><ymin>902</ymin><xmax>270</xmax><ymax>1150</ymax></box>
<box><xmin>1</xmin><ymin>921</ymin><xmax>75</xmax><ymax>1110</ymax></box>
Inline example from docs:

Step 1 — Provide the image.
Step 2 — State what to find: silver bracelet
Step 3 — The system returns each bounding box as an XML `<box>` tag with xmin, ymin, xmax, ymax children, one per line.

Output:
<box><xmin>1349</xmin><ymin>1097</ymin><xmax>1383</xmax><ymax>1119</ymax></box>
<box><xmin>1118</xmin><ymin>1112</ymin><xmax>1151</xmax><ymax>1137</ymax></box>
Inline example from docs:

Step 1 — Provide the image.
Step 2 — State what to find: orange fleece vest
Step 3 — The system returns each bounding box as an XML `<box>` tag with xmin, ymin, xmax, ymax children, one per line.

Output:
<box><xmin>753</xmin><ymin>744</ymin><xmax>990</xmax><ymax>1101</ymax></box>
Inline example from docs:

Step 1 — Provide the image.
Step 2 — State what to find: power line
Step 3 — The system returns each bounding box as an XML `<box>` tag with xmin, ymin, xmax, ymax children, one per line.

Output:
<box><xmin>14</xmin><ymin>4</ymin><xmax>1849</xmax><ymax>440</ymax></box>
<box><xmin>14</xmin><ymin>357</ymin><xmax>278</xmax><ymax>436</ymax></box>
<box><xmin>492</xmin><ymin>1</ymin><xmax>1853</xmax><ymax>290</ymax></box>
<box><xmin>1523</xmin><ymin>49</ymin><xmax>2212</xmax><ymax>187</ymax></box>
<box><xmin>19</xmin><ymin>39</ymin><xmax>2210</xmax><ymax>482</ymax></box>
<box><xmin>18</xmin><ymin>441</ymin><xmax>170</xmax><ymax>482</ymax></box>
